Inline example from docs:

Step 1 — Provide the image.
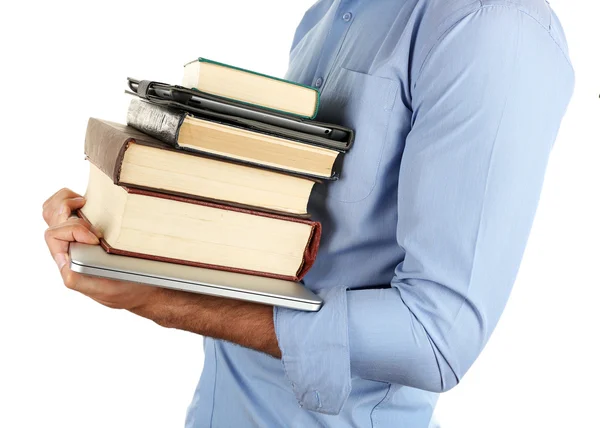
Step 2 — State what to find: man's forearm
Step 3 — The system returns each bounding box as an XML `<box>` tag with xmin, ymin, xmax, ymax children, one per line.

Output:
<box><xmin>131</xmin><ymin>289</ymin><xmax>282</xmax><ymax>359</ymax></box>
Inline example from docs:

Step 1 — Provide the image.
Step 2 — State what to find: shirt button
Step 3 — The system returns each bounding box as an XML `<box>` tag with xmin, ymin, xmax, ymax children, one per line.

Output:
<box><xmin>342</xmin><ymin>12</ymin><xmax>352</xmax><ymax>22</ymax></box>
<box><xmin>315</xmin><ymin>77</ymin><xmax>323</xmax><ymax>88</ymax></box>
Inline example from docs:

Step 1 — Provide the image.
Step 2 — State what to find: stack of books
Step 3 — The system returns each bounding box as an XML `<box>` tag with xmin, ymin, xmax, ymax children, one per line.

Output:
<box><xmin>79</xmin><ymin>58</ymin><xmax>352</xmax><ymax>281</ymax></box>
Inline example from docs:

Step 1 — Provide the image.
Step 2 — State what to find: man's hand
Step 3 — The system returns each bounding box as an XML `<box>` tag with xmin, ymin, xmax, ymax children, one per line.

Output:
<box><xmin>42</xmin><ymin>188</ymin><xmax>161</xmax><ymax>310</ymax></box>
<box><xmin>43</xmin><ymin>188</ymin><xmax>281</xmax><ymax>358</ymax></box>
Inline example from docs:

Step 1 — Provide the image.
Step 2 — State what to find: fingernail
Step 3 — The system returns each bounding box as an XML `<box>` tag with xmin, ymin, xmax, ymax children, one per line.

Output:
<box><xmin>54</xmin><ymin>253</ymin><xmax>68</xmax><ymax>270</ymax></box>
<box><xmin>73</xmin><ymin>197</ymin><xmax>85</xmax><ymax>202</ymax></box>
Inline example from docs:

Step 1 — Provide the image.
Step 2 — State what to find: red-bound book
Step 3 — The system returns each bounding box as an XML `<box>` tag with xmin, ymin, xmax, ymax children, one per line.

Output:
<box><xmin>79</xmin><ymin>162</ymin><xmax>321</xmax><ymax>281</ymax></box>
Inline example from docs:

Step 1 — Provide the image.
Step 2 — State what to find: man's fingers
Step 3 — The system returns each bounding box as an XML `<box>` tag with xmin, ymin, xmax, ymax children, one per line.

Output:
<box><xmin>52</xmin><ymin>197</ymin><xmax>87</xmax><ymax>226</ymax></box>
<box><xmin>45</xmin><ymin>218</ymin><xmax>100</xmax><ymax>242</ymax></box>
<box><xmin>42</xmin><ymin>188</ymin><xmax>84</xmax><ymax>226</ymax></box>
<box><xmin>57</xmin><ymin>257</ymin><xmax>125</xmax><ymax>299</ymax></box>
<box><xmin>44</xmin><ymin>220</ymin><xmax>100</xmax><ymax>258</ymax></box>
<box><xmin>43</xmin><ymin>188</ymin><xmax>78</xmax><ymax>209</ymax></box>
<box><xmin>44</xmin><ymin>196</ymin><xmax>86</xmax><ymax>226</ymax></box>
<box><xmin>42</xmin><ymin>188</ymin><xmax>81</xmax><ymax>212</ymax></box>
<box><xmin>47</xmin><ymin>237</ymin><xmax>70</xmax><ymax>262</ymax></box>
<box><xmin>57</xmin><ymin>256</ymin><xmax>89</xmax><ymax>293</ymax></box>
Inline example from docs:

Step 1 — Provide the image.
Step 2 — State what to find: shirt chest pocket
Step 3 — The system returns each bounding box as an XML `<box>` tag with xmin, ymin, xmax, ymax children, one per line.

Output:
<box><xmin>315</xmin><ymin>67</ymin><xmax>398</xmax><ymax>203</ymax></box>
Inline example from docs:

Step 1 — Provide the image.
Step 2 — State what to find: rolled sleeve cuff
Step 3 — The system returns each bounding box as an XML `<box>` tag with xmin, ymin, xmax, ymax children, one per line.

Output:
<box><xmin>273</xmin><ymin>286</ymin><xmax>351</xmax><ymax>415</ymax></box>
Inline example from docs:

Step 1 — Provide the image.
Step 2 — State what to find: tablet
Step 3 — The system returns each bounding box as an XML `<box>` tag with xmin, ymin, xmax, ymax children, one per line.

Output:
<box><xmin>127</xmin><ymin>78</ymin><xmax>353</xmax><ymax>151</ymax></box>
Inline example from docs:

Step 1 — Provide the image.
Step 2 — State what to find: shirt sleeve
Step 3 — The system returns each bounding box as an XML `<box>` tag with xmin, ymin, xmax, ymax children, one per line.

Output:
<box><xmin>274</xmin><ymin>5</ymin><xmax>574</xmax><ymax>415</ymax></box>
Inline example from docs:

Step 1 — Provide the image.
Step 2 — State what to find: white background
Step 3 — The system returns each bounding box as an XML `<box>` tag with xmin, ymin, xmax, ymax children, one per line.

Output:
<box><xmin>0</xmin><ymin>1</ymin><xmax>598</xmax><ymax>427</ymax></box>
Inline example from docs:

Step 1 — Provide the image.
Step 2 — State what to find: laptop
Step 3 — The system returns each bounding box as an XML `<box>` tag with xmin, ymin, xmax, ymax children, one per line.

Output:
<box><xmin>69</xmin><ymin>243</ymin><xmax>323</xmax><ymax>312</ymax></box>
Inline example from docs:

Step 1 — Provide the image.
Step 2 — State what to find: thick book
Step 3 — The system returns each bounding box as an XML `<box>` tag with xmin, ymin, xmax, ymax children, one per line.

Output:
<box><xmin>84</xmin><ymin>118</ymin><xmax>316</xmax><ymax>216</ymax></box>
<box><xmin>182</xmin><ymin>57</ymin><xmax>320</xmax><ymax>119</ymax></box>
<box><xmin>80</xmin><ymin>163</ymin><xmax>321</xmax><ymax>281</ymax></box>
<box><xmin>126</xmin><ymin>99</ymin><xmax>340</xmax><ymax>180</ymax></box>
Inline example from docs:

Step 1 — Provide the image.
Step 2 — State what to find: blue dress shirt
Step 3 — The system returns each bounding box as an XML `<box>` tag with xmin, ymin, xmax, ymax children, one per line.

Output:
<box><xmin>186</xmin><ymin>0</ymin><xmax>574</xmax><ymax>426</ymax></box>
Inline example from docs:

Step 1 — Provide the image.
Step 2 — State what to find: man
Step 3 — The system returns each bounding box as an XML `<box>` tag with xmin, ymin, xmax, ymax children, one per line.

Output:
<box><xmin>43</xmin><ymin>0</ymin><xmax>573</xmax><ymax>426</ymax></box>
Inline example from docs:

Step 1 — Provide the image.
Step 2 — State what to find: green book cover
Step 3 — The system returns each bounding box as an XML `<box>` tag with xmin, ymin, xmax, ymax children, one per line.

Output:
<box><xmin>183</xmin><ymin>57</ymin><xmax>320</xmax><ymax>119</ymax></box>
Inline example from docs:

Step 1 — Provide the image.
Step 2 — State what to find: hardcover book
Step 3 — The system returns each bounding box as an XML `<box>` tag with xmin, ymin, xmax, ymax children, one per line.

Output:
<box><xmin>84</xmin><ymin>118</ymin><xmax>316</xmax><ymax>216</ymax></box>
<box><xmin>182</xmin><ymin>57</ymin><xmax>320</xmax><ymax>119</ymax></box>
<box><xmin>126</xmin><ymin>99</ymin><xmax>340</xmax><ymax>180</ymax></box>
<box><xmin>80</xmin><ymin>163</ymin><xmax>321</xmax><ymax>281</ymax></box>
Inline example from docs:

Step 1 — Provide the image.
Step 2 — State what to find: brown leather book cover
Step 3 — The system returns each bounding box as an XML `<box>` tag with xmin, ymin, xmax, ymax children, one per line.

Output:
<box><xmin>84</xmin><ymin>118</ymin><xmax>190</xmax><ymax>184</ymax></box>
<box><xmin>77</xmin><ymin>187</ymin><xmax>321</xmax><ymax>281</ymax></box>
<box><xmin>83</xmin><ymin>118</ymin><xmax>312</xmax><ymax>218</ymax></box>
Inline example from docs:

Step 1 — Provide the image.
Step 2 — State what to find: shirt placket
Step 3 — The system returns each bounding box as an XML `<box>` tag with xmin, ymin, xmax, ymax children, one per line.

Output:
<box><xmin>311</xmin><ymin>0</ymin><xmax>356</xmax><ymax>91</ymax></box>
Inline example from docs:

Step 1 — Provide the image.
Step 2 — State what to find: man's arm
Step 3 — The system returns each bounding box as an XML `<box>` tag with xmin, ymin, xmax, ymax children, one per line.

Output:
<box><xmin>132</xmin><ymin>289</ymin><xmax>281</xmax><ymax>358</ymax></box>
<box><xmin>42</xmin><ymin>189</ymin><xmax>282</xmax><ymax>359</ymax></box>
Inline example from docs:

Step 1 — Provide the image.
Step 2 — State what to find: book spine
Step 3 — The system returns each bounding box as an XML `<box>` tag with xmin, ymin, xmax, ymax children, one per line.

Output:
<box><xmin>126</xmin><ymin>99</ymin><xmax>186</xmax><ymax>147</ymax></box>
<box><xmin>296</xmin><ymin>220</ymin><xmax>321</xmax><ymax>279</ymax></box>
<box><xmin>84</xmin><ymin>118</ymin><xmax>129</xmax><ymax>184</ymax></box>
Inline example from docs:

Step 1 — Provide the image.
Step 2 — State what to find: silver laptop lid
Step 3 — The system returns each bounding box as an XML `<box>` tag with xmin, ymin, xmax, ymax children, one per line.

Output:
<box><xmin>69</xmin><ymin>243</ymin><xmax>322</xmax><ymax>312</ymax></box>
